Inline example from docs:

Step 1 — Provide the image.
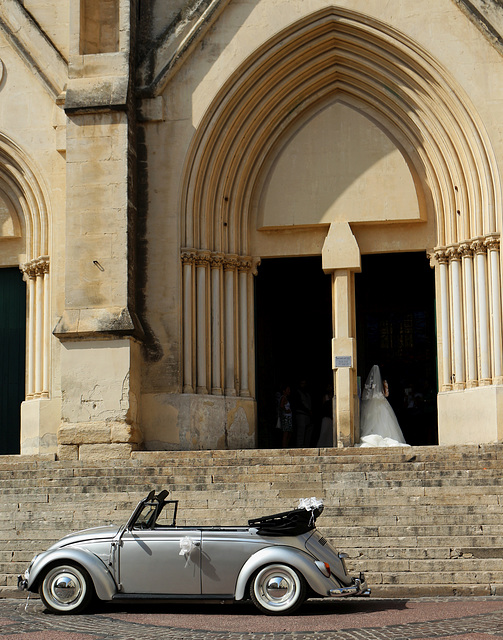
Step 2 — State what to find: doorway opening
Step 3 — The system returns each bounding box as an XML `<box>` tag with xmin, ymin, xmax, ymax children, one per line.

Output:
<box><xmin>355</xmin><ymin>252</ymin><xmax>438</xmax><ymax>446</ymax></box>
<box><xmin>255</xmin><ymin>257</ymin><xmax>332</xmax><ymax>448</ymax></box>
<box><xmin>0</xmin><ymin>267</ymin><xmax>26</xmax><ymax>454</ymax></box>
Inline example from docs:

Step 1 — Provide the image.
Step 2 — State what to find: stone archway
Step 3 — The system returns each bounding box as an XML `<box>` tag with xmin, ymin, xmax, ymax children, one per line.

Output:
<box><xmin>179</xmin><ymin>7</ymin><xmax>502</xmax><ymax>446</ymax></box>
<box><xmin>0</xmin><ymin>133</ymin><xmax>52</xmax><ymax>452</ymax></box>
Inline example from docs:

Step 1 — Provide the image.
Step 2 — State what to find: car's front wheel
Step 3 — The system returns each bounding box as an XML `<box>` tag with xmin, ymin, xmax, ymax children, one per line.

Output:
<box><xmin>250</xmin><ymin>564</ymin><xmax>306</xmax><ymax>615</ymax></box>
<box><xmin>40</xmin><ymin>563</ymin><xmax>94</xmax><ymax>614</ymax></box>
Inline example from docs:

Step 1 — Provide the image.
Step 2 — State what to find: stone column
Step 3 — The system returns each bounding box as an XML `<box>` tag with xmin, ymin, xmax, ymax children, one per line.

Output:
<box><xmin>223</xmin><ymin>255</ymin><xmax>238</xmax><ymax>396</ymax></box>
<box><xmin>238</xmin><ymin>257</ymin><xmax>251</xmax><ymax>397</ymax></box>
<box><xmin>331</xmin><ymin>270</ymin><xmax>357</xmax><ymax>447</ymax></box>
<box><xmin>459</xmin><ymin>243</ymin><xmax>477</xmax><ymax>387</ymax></box>
<box><xmin>181</xmin><ymin>250</ymin><xmax>195</xmax><ymax>393</ymax></box>
<box><xmin>25</xmin><ymin>269</ymin><xmax>36</xmax><ymax>399</ymax></box>
<box><xmin>435</xmin><ymin>250</ymin><xmax>452</xmax><ymax>390</ymax></box>
<box><xmin>195</xmin><ymin>251</ymin><xmax>210</xmax><ymax>394</ymax></box>
<box><xmin>43</xmin><ymin>264</ymin><xmax>50</xmax><ymax>394</ymax></box>
<box><xmin>21</xmin><ymin>256</ymin><xmax>50</xmax><ymax>399</ymax></box>
<box><xmin>322</xmin><ymin>222</ymin><xmax>360</xmax><ymax>448</ymax></box>
<box><xmin>447</xmin><ymin>247</ymin><xmax>465</xmax><ymax>389</ymax></box>
<box><xmin>473</xmin><ymin>239</ymin><xmax>491</xmax><ymax>384</ymax></box>
<box><xmin>487</xmin><ymin>236</ymin><xmax>502</xmax><ymax>383</ymax></box>
<box><xmin>210</xmin><ymin>253</ymin><xmax>224</xmax><ymax>395</ymax></box>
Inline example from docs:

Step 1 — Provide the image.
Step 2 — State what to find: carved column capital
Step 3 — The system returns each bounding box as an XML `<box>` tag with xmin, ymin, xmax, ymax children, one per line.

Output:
<box><xmin>433</xmin><ymin>248</ymin><xmax>449</xmax><ymax>265</ymax></box>
<box><xmin>223</xmin><ymin>254</ymin><xmax>240</xmax><ymax>271</ymax></box>
<box><xmin>21</xmin><ymin>255</ymin><xmax>50</xmax><ymax>279</ymax></box>
<box><xmin>458</xmin><ymin>243</ymin><xmax>473</xmax><ymax>259</ymax></box>
<box><xmin>209</xmin><ymin>252</ymin><xmax>225</xmax><ymax>269</ymax></box>
<box><xmin>485</xmin><ymin>234</ymin><xmax>500</xmax><ymax>252</ymax></box>
<box><xmin>181</xmin><ymin>249</ymin><xmax>197</xmax><ymax>265</ymax></box>
<box><xmin>446</xmin><ymin>246</ymin><xmax>461</xmax><ymax>262</ymax></box>
<box><xmin>194</xmin><ymin>250</ymin><xmax>211</xmax><ymax>267</ymax></box>
<box><xmin>471</xmin><ymin>238</ymin><xmax>487</xmax><ymax>255</ymax></box>
<box><xmin>237</xmin><ymin>256</ymin><xmax>252</xmax><ymax>272</ymax></box>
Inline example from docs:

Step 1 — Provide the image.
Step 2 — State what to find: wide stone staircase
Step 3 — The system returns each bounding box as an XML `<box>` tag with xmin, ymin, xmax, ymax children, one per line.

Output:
<box><xmin>1</xmin><ymin>443</ymin><xmax>503</xmax><ymax>598</ymax></box>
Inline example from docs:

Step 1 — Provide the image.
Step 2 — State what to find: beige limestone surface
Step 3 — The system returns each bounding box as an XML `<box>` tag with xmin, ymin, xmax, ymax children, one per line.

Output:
<box><xmin>141</xmin><ymin>0</ymin><xmax>503</xmax><ymax>449</ymax></box>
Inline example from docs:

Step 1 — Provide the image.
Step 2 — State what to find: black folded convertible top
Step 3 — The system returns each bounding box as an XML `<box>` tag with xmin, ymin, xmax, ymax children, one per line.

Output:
<box><xmin>248</xmin><ymin>506</ymin><xmax>323</xmax><ymax>536</ymax></box>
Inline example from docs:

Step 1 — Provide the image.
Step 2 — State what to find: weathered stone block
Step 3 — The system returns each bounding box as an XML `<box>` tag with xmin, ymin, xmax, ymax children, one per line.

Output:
<box><xmin>78</xmin><ymin>443</ymin><xmax>136</xmax><ymax>461</ymax></box>
<box><xmin>111</xmin><ymin>423</ymin><xmax>142</xmax><ymax>444</ymax></box>
<box><xmin>57</xmin><ymin>445</ymin><xmax>79</xmax><ymax>461</ymax></box>
<box><xmin>58</xmin><ymin>423</ymin><xmax>111</xmax><ymax>445</ymax></box>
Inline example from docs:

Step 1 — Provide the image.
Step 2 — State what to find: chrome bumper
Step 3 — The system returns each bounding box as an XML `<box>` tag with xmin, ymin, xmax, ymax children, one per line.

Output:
<box><xmin>17</xmin><ymin>575</ymin><xmax>28</xmax><ymax>591</ymax></box>
<box><xmin>330</xmin><ymin>573</ymin><xmax>371</xmax><ymax>597</ymax></box>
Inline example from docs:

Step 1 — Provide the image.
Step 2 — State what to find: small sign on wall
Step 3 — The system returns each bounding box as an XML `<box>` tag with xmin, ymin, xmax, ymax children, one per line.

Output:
<box><xmin>334</xmin><ymin>356</ymin><xmax>352</xmax><ymax>368</ymax></box>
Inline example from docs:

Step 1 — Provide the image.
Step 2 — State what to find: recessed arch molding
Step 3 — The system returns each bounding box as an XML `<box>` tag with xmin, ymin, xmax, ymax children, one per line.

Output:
<box><xmin>180</xmin><ymin>7</ymin><xmax>502</xmax><ymax>398</ymax></box>
<box><xmin>0</xmin><ymin>133</ymin><xmax>51</xmax><ymax>400</ymax></box>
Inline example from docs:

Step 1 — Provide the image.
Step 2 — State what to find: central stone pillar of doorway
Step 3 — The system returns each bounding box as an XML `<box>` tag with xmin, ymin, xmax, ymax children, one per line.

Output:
<box><xmin>322</xmin><ymin>223</ymin><xmax>361</xmax><ymax>447</ymax></box>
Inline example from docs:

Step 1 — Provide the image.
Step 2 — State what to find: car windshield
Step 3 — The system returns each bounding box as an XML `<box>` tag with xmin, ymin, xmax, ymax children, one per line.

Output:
<box><xmin>131</xmin><ymin>499</ymin><xmax>178</xmax><ymax>529</ymax></box>
<box><xmin>134</xmin><ymin>503</ymin><xmax>158</xmax><ymax>528</ymax></box>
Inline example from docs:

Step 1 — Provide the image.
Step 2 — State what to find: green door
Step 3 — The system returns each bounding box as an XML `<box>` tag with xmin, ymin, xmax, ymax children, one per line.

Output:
<box><xmin>0</xmin><ymin>268</ymin><xmax>26</xmax><ymax>454</ymax></box>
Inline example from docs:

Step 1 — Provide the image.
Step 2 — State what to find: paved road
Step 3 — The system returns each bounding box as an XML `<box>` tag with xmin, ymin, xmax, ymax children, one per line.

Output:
<box><xmin>1</xmin><ymin>596</ymin><xmax>503</xmax><ymax>639</ymax></box>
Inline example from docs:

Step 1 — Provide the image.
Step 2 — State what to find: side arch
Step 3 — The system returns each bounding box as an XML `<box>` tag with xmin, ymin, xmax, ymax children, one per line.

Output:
<box><xmin>0</xmin><ymin>133</ymin><xmax>51</xmax><ymax>401</ymax></box>
<box><xmin>0</xmin><ymin>133</ymin><xmax>50</xmax><ymax>260</ymax></box>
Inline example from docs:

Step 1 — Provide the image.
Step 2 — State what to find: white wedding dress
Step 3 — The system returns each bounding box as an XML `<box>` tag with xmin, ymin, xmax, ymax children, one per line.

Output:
<box><xmin>358</xmin><ymin>365</ymin><xmax>409</xmax><ymax>447</ymax></box>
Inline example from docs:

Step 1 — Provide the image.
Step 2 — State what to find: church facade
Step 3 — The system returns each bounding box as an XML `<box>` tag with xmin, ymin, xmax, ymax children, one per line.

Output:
<box><xmin>1</xmin><ymin>0</ymin><xmax>503</xmax><ymax>458</ymax></box>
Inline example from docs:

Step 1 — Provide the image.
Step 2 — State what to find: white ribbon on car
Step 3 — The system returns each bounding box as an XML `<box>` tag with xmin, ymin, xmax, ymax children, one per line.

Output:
<box><xmin>298</xmin><ymin>497</ymin><xmax>323</xmax><ymax>511</ymax></box>
<box><xmin>298</xmin><ymin>497</ymin><xmax>323</xmax><ymax>527</ymax></box>
<box><xmin>179</xmin><ymin>536</ymin><xmax>196</xmax><ymax>567</ymax></box>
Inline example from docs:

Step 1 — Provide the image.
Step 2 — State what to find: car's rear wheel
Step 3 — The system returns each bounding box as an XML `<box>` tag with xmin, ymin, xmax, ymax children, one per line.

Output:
<box><xmin>40</xmin><ymin>563</ymin><xmax>94</xmax><ymax>614</ymax></box>
<box><xmin>250</xmin><ymin>564</ymin><xmax>306</xmax><ymax>615</ymax></box>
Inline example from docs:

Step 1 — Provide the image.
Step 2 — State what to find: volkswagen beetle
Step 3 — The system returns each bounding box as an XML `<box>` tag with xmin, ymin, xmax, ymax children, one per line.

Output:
<box><xmin>18</xmin><ymin>490</ymin><xmax>370</xmax><ymax>615</ymax></box>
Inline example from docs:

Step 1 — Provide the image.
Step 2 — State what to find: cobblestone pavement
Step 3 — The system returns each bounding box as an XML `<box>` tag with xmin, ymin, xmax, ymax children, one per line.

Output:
<box><xmin>1</xmin><ymin>596</ymin><xmax>503</xmax><ymax>639</ymax></box>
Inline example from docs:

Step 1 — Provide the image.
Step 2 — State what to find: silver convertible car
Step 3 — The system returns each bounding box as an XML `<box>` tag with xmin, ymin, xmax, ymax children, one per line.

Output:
<box><xmin>18</xmin><ymin>490</ymin><xmax>370</xmax><ymax>615</ymax></box>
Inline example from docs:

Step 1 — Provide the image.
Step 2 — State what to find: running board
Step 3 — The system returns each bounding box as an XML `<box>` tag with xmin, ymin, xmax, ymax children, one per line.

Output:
<box><xmin>112</xmin><ymin>593</ymin><xmax>234</xmax><ymax>602</ymax></box>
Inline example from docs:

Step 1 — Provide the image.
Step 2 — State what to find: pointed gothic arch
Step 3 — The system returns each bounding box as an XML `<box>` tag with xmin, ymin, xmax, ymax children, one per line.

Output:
<box><xmin>182</xmin><ymin>7</ymin><xmax>500</xmax><ymax>252</ymax></box>
<box><xmin>179</xmin><ymin>7</ymin><xmax>502</xmax><ymax>410</ymax></box>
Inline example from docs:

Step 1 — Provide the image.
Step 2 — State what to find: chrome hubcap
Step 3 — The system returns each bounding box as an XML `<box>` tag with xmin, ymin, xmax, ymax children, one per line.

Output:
<box><xmin>265</xmin><ymin>576</ymin><xmax>289</xmax><ymax>599</ymax></box>
<box><xmin>52</xmin><ymin>574</ymin><xmax>81</xmax><ymax>604</ymax></box>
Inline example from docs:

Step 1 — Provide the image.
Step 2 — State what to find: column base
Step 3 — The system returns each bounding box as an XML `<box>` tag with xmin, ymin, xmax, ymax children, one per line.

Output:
<box><xmin>438</xmin><ymin>385</ymin><xmax>503</xmax><ymax>444</ymax></box>
<box><xmin>20</xmin><ymin>397</ymin><xmax>61</xmax><ymax>455</ymax></box>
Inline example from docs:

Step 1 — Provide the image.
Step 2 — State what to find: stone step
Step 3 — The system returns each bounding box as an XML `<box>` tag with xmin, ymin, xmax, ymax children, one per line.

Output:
<box><xmin>1</xmin><ymin>460</ymin><xmax>502</xmax><ymax>478</ymax></box>
<box><xmin>1</xmin><ymin>442</ymin><xmax>502</xmax><ymax>467</ymax></box>
<box><xmin>2</xmin><ymin>446</ymin><xmax>503</xmax><ymax>598</ymax></box>
<box><xmin>5</xmin><ymin>469</ymin><xmax>501</xmax><ymax>484</ymax></box>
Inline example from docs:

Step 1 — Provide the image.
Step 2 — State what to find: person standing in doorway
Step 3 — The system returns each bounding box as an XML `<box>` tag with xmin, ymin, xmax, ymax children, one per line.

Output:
<box><xmin>278</xmin><ymin>384</ymin><xmax>293</xmax><ymax>448</ymax></box>
<box><xmin>293</xmin><ymin>379</ymin><xmax>313</xmax><ymax>447</ymax></box>
<box><xmin>358</xmin><ymin>365</ymin><xmax>407</xmax><ymax>447</ymax></box>
<box><xmin>317</xmin><ymin>382</ymin><xmax>334</xmax><ymax>447</ymax></box>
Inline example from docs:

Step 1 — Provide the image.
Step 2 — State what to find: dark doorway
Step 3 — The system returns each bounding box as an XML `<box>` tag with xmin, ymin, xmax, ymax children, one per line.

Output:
<box><xmin>355</xmin><ymin>252</ymin><xmax>438</xmax><ymax>446</ymax></box>
<box><xmin>0</xmin><ymin>268</ymin><xmax>26</xmax><ymax>454</ymax></box>
<box><xmin>255</xmin><ymin>257</ymin><xmax>332</xmax><ymax>448</ymax></box>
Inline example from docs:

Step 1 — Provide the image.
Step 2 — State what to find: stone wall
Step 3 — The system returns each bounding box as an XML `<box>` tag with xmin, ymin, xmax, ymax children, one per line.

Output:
<box><xmin>1</xmin><ymin>1</ymin><xmax>503</xmax><ymax>454</ymax></box>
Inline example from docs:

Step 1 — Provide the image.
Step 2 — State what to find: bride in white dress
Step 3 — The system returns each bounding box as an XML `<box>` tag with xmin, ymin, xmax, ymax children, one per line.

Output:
<box><xmin>358</xmin><ymin>365</ymin><xmax>409</xmax><ymax>447</ymax></box>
